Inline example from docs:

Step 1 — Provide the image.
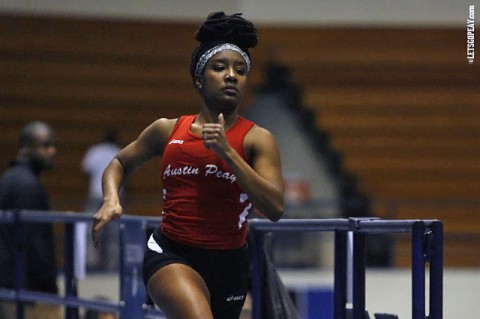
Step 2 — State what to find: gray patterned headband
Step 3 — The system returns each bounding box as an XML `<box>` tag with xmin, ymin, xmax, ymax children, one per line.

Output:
<box><xmin>194</xmin><ymin>43</ymin><xmax>251</xmax><ymax>77</ymax></box>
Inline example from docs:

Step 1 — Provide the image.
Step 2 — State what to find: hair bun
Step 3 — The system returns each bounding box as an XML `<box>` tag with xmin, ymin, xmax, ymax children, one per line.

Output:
<box><xmin>195</xmin><ymin>12</ymin><xmax>258</xmax><ymax>49</ymax></box>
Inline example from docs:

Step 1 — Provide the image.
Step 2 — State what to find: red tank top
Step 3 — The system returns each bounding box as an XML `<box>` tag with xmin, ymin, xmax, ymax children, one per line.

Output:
<box><xmin>161</xmin><ymin>115</ymin><xmax>255</xmax><ymax>249</ymax></box>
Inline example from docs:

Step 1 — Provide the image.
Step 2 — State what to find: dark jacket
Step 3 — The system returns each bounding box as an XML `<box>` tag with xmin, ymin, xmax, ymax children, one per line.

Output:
<box><xmin>0</xmin><ymin>161</ymin><xmax>58</xmax><ymax>293</ymax></box>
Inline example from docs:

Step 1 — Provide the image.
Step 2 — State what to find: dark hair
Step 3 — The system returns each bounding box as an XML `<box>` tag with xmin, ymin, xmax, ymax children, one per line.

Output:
<box><xmin>189</xmin><ymin>12</ymin><xmax>258</xmax><ymax>79</ymax></box>
<box><xmin>19</xmin><ymin>121</ymin><xmax>53</xmax><ymax>148</ymax></box>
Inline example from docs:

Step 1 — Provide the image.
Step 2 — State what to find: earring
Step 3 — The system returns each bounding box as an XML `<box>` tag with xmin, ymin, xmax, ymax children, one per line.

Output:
<box><xmin>197</xmin><ymin>84</ymin><xmax>202</xmax><ymax>90</ymax></box>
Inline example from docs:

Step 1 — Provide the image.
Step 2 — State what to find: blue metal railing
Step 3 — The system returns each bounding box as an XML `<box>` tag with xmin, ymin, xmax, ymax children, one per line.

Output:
<box><xmin>0</xmin><ymin>210</ymin><xmax>443</xmax><ymax>319</ymax></box>
<box><xmin>0</xmin><ymin>210</ymin><xmax>163</xmax><ymax>319</ymax></box>
<box><xmin>248</xmin><ymin>218</ymin><xmax>443</xmax><ymax>319</ymax></box>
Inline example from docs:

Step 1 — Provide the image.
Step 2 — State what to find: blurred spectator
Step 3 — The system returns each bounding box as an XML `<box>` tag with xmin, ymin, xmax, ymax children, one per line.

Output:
<box><xmin>0</xmin><ymin>121</ymin><xmax>61</xmax><ymax>319</ymax></box>
<box><xmin>75</xmin><ymin>128</ymin><xmax>122</xmax><ymax>277</ymax></box>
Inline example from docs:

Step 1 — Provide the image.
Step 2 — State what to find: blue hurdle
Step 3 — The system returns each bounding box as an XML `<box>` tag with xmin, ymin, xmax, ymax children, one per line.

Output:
<box><xmin>248</xmin><ymin>218</ymin><xmax>443</xmax><ymax>319</ymax></box>
<box><xmin>0</xmin><ymin>211</ymin><xmax>443</xmax><ymax>319</ymax></box>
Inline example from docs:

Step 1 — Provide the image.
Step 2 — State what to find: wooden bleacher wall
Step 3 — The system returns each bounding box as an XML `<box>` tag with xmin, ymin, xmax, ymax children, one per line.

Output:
<box><xmin>260</xmin><ymin>26</ymin><xmax>480</xmax><ymax>267</ymax></box>
<box><xmin>1</xmin><ymin>14</ymin><xmax>479</xmax><ymax>267</ymax></box>
<box><xmin>0</xmin><ymin>14</ymin><xmax>209</xmax><ymax>216</ymax></box>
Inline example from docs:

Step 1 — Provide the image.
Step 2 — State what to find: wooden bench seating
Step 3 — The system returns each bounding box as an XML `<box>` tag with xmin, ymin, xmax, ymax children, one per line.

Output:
<box><xmin>255</xmin><ymin>26</ymin><xmax>479</xmax><ymax>267</ymax></box>
<box><xmin>1</xmin><ymin>14</ymin><xmax>479</xmax><ymax>266</ymax></box>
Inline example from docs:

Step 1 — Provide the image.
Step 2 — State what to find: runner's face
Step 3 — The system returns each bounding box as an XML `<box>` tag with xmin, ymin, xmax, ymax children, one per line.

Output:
<box><xmin>200</xmin><ymin>50</ymin><xmax>248</xmax><ymax>111</ymax></box>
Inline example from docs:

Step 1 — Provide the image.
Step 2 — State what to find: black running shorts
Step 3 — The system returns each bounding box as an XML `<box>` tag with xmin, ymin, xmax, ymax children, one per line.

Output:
<box><xmin>143</xmin><ymin>229</ymin><xmax>251</xmax><ymax>319</ymax></box>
